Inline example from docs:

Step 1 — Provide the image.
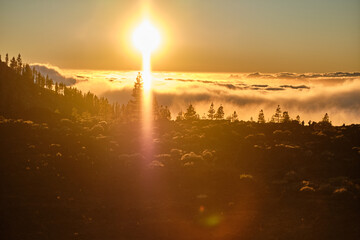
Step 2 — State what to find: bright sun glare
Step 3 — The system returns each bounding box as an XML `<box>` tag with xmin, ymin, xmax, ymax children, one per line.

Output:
<box><xmin>132</xmin><ymin>20</ymin><xmax>161</xmax><ymax>90</ymax></box>
<box><xmin>132</xmin><ymin>20</ymin><xmax>161</xmax><ymax>54</ymax></box>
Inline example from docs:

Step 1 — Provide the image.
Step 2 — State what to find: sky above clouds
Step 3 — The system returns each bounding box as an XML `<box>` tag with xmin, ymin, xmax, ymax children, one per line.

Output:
<box><xmin>1</xmin><ymin>0</ymin><xmax>359</xmax><ymax>72</ymax></box>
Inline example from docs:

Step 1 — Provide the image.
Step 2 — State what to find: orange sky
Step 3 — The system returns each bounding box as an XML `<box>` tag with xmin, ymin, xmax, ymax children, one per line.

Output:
<box><xmin>1</xmin><ymin>0</ymin><xmax>359</xmax><ymax>72</ymax></box>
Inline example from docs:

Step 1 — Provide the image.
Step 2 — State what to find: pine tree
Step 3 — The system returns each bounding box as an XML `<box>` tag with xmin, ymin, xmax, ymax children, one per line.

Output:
<box><xmin>37</xmin><ymin>72</ymin><xmax>45</xmax><ymax>88</ymax></box>
<box><xmin>317</xmin><ymin>113</ymin><xmax>332</xmax><ymax>128</ymax></box>
<box><xmin>176</xmin><ymin>110</ymin><xmax>184</xmax><ymax>121</ymax></box>
<box><xmin>16</xmin><ymin>54</ymin><xmax>22</xmax><ymax>74</ymax></box>
<box><xmin>273</xmin><ymin>105</ymin><xmax>282</xmax><ymax>123</ymax></box>
<box><xmin>5</xmin><ymin>53</ymin><xmax>9</xmax><ymax>66</ymax></box>
<box><xmin>322</xmin><ymin>113</ymin><xmax>329</xmax><ymax>122</ymax></box>
<box><xmin>214</xmin><ymin>105</ymin><xmax>224</xmax><ymax>120</ymax></box>
<box><xmin>127</xmin><ymin>72</ymin><xmax>143</xmax><ymax>121</ymax></box>
<box><xmin>22</xmin><ymin>64</ymin><xmax>33</xmax><ymax>84</ymax></box>
<box><xmin>258</xmin><ymin>109</ymin><xmax>265</xmax><ymax>123</ymax></box>
<box><xmin>132</xmin><ymin>72</ymin><xmax>143</xmax><ymax>102</ymax></box>
<box><xmin>55</xmin><ymin>82</ymin><xmax>59</xmax><ymax>94</ymax></box>
<box><xmin>159</xmin><ymin>105</ymin><xmax>171</xmax><ymax>120</ymax></box>
<box><xmin>10</xmin><ymin>57</ymin><xmax>17</xmax><ymax>69</ymax></box>
<box><xmin>282</xmin><ymin>111</ymin><xmax>290</xmax><ymax>123</ymax></box>
<box><xmin>184</xmin><ymin>104</ymin><xmax>198</xmax><ymax>120</ymax></box>
<box><xmin>232</xmin><ymin>111</ymin><xmax>238</xmax><ymax>122</ymax></box>
<box><xmin>45</xmin><ymin>75</ymin><xmax>53</xmax><ymax>90</ymax></box>
<box><xmin>207</xmin><ymin>102</ymin><xmax>215</xmax><ymax>120</ymax></box>
<box><xmin>321</xmin><ymin>113</ymin><xmax>331</xmax><ymax>126</ymax></box>
<box><xmin>59</xmin><ymin>82</ymin><xmax>64</xmax><ymax>93</ymax></box>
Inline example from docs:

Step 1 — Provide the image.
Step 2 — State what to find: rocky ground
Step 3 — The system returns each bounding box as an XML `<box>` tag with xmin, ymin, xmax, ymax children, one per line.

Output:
<box><xmin>1</xmin><ymin>117</ymin><xmax>360</xmax><ymax>239</ymax></box>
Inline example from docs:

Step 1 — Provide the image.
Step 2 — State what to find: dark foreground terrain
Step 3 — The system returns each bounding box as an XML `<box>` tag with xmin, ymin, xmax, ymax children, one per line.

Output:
<box><xmin>1</xmin><ymin>117</ymin><xmax>360</xmax><ymax>240</ymax></box>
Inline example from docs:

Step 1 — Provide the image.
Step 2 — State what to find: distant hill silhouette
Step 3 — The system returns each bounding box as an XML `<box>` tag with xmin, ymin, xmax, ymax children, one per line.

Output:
<box><xmin>0</xmin><ymin>57</ymin><xmax>117</xmax><ymax>122</ymax></box>
<box><xmin>0</xmin><ymin>56</ymin><xmax>171</xmax><ymax>123</ymax></box>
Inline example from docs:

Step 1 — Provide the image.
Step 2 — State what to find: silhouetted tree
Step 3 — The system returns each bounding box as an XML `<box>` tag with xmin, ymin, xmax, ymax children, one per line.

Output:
<box><xmin>9</xmin><ymin>57</ymin><xmax>17</xmax><ymax>70</ymax></box>
<box><xmin>319</xmin><ymin>113</ymin><xmax>332</xmax><ymax>127</ymax></box>
<box><xmin>39</xmin><ymin>73</ymin><xmax>45</xmax><ymax>88</ymax></box>
<box><xmin>22</xmin><ymin>64</ymin><xmax>33</xmax><ymax>84</ymax></box>
<box><xmin>55</xmin><ymin>82</ymin><xmax>59</xmax><ymax>94</ymax></box>
<box><xmin>132</xmin><ymin>72</ymin><xmax>143</xmax><ymax>101</ymax></box>
<box><xmin>232</xmin><ymin>111</ymin><xmax>238</xmax><ymax>122</ymax></box>
<box><xmin>45</xmin><ymin>75</ymin><xmax>53</xmax><ymax>90</ymax></box>
<box><xmin>184</xmin><ymin>104</ymin><xmax>198</xmax><ymax>120</ymax></box>
<box><xmin>272</xmin><ymin>105</ymin><xmax>282</xmax><ymax>123</ymax></box>
<box><xmin>126</xmin><ymin>72</ymin><xmax>143</xmax><ymax>121</ymax></box>
<box><xmin>159</xmin><ymin>105</ymin><xmax>171</xmax><ymax>120</ymax></box>
<box><xmin>176</xmin><ymin>110</ymin><xmax>184</xmax><ymax>121</ymax></box>
<box><xmin>16</xmin><ymin>54</ymin><xmax>22</xmax><ymax>74</ymax></box>
<box><xmin>5</xmin><ymin>53</ymin><xmax>9</xmax><ymax>66</ymax></box>
<box><xmin>214</xmin><ymin>105</ymin><xmax>224</xmax><ymax>120</ymax></box>
<box><xmin>59</xmin><ymin>82</ymin><xmax>65</xmax><ymax>93</ymax></box>
<box><xmin>207</xmin><ymin>102</ymin><xmax>215</xmax><ymax>120</ymax></box>
<box><xmin>314</xmin><ymin>113</ymin><xmax>332</xmax><ymax>129</ymax></box>
<box><xmin>282</xmin><ymin>111</ymin><xmax>290</xmax><ymax>123</ymax></box>
<box><xmin>258</xmin><ymin>109</ymin><xmax>265</xmax><ymax>123</ymax></box>
<box><xmin>296</xmin><ymin>115</ymin><xmax>301</xmax><ymax>123</ymax></box>
<box><xmin>322</xmin><ymin>113</ymin><xmax>330</xmax><ymax>123</ymax></box>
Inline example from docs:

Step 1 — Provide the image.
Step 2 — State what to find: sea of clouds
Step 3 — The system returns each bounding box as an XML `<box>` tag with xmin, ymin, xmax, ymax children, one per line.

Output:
<box><xmin>34</xmin><ymin>64</ymin><xmax>360</xmax><ymax>125</ymax></box>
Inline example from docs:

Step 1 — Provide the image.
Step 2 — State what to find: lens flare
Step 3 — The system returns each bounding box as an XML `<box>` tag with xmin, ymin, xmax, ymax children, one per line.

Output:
<box><xmin>131</xmin><ymin>19</ymin><xmax>162</xmax><ymax>163</ymax></box>
<box><xmin>132</xmin><ymin>20</ymin><xmax>161</xmax><ymax>91</ymax></box>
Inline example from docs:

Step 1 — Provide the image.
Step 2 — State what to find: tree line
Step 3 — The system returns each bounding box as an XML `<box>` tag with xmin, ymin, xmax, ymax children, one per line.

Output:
<box><xmin>176</xmin><ymin>101</ymin><xmax>331</xmax><ymax>126</ymax></box>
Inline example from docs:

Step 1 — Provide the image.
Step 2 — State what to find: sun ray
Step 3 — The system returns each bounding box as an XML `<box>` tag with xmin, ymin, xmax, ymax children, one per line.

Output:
<box><xmin>132</xmin><ymin>19</ymin><xmax>161</xmax><ymax>161</ymax></box>
<box><xmin>132</xmin><ymin>19</ymin><xmax>161</xmax><ymax>91</ymax></box>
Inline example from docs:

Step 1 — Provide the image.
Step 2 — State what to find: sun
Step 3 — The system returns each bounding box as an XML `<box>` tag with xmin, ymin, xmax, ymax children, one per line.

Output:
<box><xmin>132</xmin><ymin>20</ymin><xmax>161</xmax><ymax>54</ymax></box>
<box><xmin>132</xmin><ymin>19</ymin><xmax>161</xmax><ymax>91</ymax></box>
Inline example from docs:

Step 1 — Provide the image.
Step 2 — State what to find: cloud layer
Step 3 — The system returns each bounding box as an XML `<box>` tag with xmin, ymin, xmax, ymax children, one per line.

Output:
<box><xmin>243</xmin><ymin>72</ymin><xmax>360</xmax><ymax>79</ymax></box>
<box><xmin>43</xmin><ymin>67</ymin><xmax>360</xmax><ymax>125</ymax></box>
<box><xmin>30</xmin><ymin>64</ymin><xmax>77</xmax><ymax>86</ymax></box>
